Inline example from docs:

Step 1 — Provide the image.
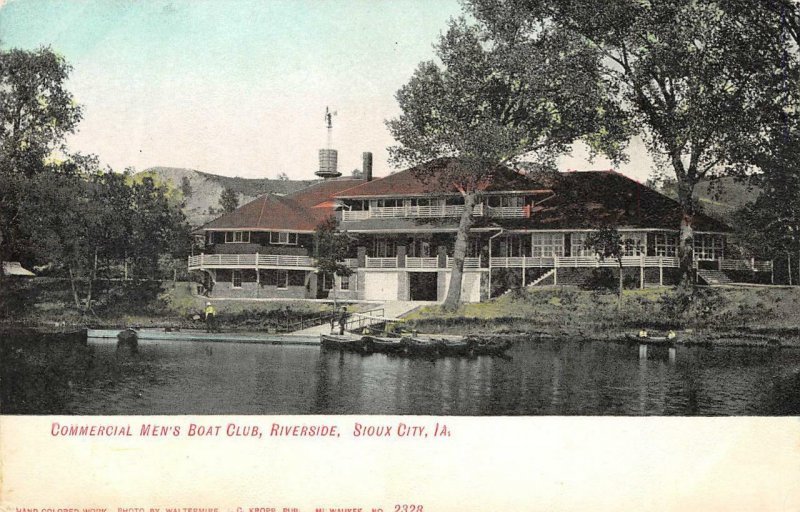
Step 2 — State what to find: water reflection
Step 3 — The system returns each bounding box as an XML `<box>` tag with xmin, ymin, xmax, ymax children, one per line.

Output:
<box><xmin>1</xmin><ymin>335</ymin><xmax>799</xmax><ymax>415</ymax></box>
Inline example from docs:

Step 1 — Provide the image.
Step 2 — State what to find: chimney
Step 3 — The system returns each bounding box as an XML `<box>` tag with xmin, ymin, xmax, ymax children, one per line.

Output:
<box><xmin>362</xmin><ymin>151</ymin><xmax>373</xmax><ymax>181</ymax></box>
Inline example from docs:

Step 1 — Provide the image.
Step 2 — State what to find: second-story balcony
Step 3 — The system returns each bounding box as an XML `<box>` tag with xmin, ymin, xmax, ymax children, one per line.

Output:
<box><xmin>188</xmin><ymin>253</ymin><xmax>315</xmax><ymax>271</ymax></box>
<box><xmin>341</xmin><ymin>203</ymin><xmax>531</xmax><ymax>221</ymax></box>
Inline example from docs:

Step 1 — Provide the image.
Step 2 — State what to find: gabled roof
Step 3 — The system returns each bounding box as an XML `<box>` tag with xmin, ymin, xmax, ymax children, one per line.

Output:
<box><xmin>523</xmin><ymin>170</ymin><xmax>729</xmax><ymax>232</ymax></box>
<box><xmin>199</xmin><ymin>178</ymin><xmax>364</xmax><ymax>232</ymax></box>
<box><xmin>202</xmin><ymin>194</ymin><xmax>318</xmax><ymax>231</ymax></box>
<box><xmin>335</xmin><ymin>157</ymin><xmax>551</xmax><ymax>199</ymax></box>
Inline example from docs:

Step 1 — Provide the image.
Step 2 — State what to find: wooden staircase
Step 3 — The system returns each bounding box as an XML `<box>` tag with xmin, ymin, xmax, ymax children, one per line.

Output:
<box><xmin>697</xmin><ymin>269</ymin><xmax>733</xmax><ymax>285</ymax></box>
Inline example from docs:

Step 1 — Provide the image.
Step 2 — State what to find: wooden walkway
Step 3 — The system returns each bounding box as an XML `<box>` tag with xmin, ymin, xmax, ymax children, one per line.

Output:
<box><xmin>87</xmin><ymin>329</ymin><xmax>320</xmax><ymax>345</ymax></box>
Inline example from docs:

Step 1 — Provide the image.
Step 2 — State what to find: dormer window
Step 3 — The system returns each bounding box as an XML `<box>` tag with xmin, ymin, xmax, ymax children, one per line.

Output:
<box><xmin>270</xmin><ymin>232</ymin><xmax>298</xmax><ymax>245</ymax></box>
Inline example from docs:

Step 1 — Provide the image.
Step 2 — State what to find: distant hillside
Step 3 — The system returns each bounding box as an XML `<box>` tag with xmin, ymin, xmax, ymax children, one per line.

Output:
<box><xmin>137</xmin><ymin>167</ymin><xmax>317</xmax><ymax>226</ymax></box>
<box><xmin>656</xmin><ymin>176</ymin><xmax>762</xmax><ymax>224</ymax></box>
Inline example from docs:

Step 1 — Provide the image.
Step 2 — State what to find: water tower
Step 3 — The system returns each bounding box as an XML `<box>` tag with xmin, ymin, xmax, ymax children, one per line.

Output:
<box><xmin>316</xmin><ymin>107</ymin><xmax>342</xmax><ymax>179</ymax></box>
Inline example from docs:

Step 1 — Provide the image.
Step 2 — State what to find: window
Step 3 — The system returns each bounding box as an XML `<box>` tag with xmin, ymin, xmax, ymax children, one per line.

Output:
<box><xmin>374</xmin><ymin>198</ymin><xmax>401</xmax><ymax>208</ymax></box>
<box><xmin>231</xmin><ymin>270</ymin><xmax>242</xmax><ymax>288</ymax></box>
<box><xmin>654</xmin><ymin>233</ymin><xmax>677</xmax><ymax>257</ymax></box>
<box><xmin>224</xmin><ymin>231</ymin><xmax>250</xmax><ymax>243</ymax></box>
<box><xmin>531</xmin><ymin>233</ymin><xmax>565</xmax><ymax>257</ymax></box>
<box><xmin>408</xmin><ymin>239</ymin><xmax>432</xmax><ymax>257</ymax></box>
<box><xmin>270</xmin><ymin>232</ymin><xmax>298</xmax><ymax>245</ymax></box>
<box><xmin>467</xmin><ymin>238</ymin><xmax>482</xmax><ymax>258</ymax></box>
<box><xmin>488</xmin><ymin>195</ymin><xmax>525</xmax><ymax>207</ymax></box>
<box><xmin>495</xmin><ymin>235</ymin><xmax>527</xmax><ymax>257</ymax></box>
<box><xmin>340</xmin><ymin>274</ymin><xmax>350</xmax><ymax>291</ymax></box>
<box><xmin>571</xmin><ymin>233</ymin><xmax>589</xmax><ymax>257</ymax></box>
<box><xmin>276</xmin><ymin>269</ymin><xmax>288</xmax><ymax>289</ymax></box>
<box><xmin>622</xmin><ymin>234</ymin><xmax>645</xmax><ymax>256</ymax></box>
<box><xmin>694</xmin><ymin>235</ymin><xmax>724</xmax><ymax>260</ymax></box>
<box><xmin>372</xmin><ymin>238</ymin><xmax>397</xmax><ymax>257</ymax></box>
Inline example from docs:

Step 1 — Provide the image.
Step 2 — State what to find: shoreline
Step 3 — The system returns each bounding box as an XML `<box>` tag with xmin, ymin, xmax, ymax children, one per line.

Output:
<box><xmin>2</xmin><ymin>319</ymin><xmax>799</xmax><ymax>349</ymax></box>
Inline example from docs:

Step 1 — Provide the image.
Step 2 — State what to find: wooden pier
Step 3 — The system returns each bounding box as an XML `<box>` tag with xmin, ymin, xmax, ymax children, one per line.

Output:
<box><xmin>87</xmin><ymin>329</ymin><xmax>320</xmax><ymax>345</ymax></box>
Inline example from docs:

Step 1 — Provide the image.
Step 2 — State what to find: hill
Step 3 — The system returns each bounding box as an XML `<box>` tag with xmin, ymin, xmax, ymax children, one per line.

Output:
<box><xmin>136</xmin><ymin>167</ymin><xmax>317</xmax><ymax>226</ymax></box>
<box><xmin>655</xmin><ymin>176</ymin><xmax>762</xmax><ymax>224</ymax></box>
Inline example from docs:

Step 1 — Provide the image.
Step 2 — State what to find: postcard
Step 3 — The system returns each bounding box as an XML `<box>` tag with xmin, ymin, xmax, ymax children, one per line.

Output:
<box><xmin>1</xmin><ymin>1</ymin><xmax>799</xmax><ymax>510</ymax></box>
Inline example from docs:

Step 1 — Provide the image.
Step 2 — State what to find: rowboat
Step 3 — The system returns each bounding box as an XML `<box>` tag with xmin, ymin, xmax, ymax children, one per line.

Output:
<box><xmin>364</xmin><ymin>335</ymin><xmax>405</xmax><ymax>354</ymax></box>
<box><xmin>401</xmin><ymin>335</ymin><xmax>442</xmax><ymax>356</ymax></box>
<box><xmin>436</xmin><ymin>336</ymin><xmax>476</xmax><ymax>356</ymax></box>
<box><xmin>468</xmin><ymin>336</ymin><xmax>515</xmax><ymax>356</ymax></box>
<box><xmin>319</xmin><ymin>333</ymin><xmax>372</xmax><ymax>353</ymax></box>
<box><xmin>624</xmin><ymin>332</ymin><xmax>681</xmax><ymax>344</ymax></box>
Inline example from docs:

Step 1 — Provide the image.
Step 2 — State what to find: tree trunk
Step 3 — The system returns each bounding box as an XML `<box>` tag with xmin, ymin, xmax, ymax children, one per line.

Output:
<box><xmin>618</xmin><ymin>262</ymin><xmax>623</xmax><ymax>312</ymax></box>
<box><xmin>68</xmin><ymin>266</ymin><xmax>81</xmax><ymax>310</ymax></box>
<box><xmin>673</xmin><ymin>156</ymin><xmax>696</xmax><ymax>286</ymax></box>
<box><xmin>443</xmin><ymin>192</ymin><xmax>477</xmax><ymax>310</ymax></box>
<box><xmin>85</xmin><ymin>248</ymin><xmax>98</xmax><ymax>313</ymax></box>
<box><xmin>789</xmin><ymin>252</ymin><xmax>793</xmax><ymax>286</ymax></box>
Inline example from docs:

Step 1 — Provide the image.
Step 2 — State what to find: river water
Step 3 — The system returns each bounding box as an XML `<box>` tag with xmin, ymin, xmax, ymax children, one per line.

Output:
<box><xmin>2</xmin><ymin>336</ymin><xmax>799</xmax><ymax>415</ymax></box>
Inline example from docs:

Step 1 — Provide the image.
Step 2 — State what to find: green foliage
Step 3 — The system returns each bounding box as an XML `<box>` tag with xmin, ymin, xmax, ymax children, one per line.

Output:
<box><xmin>0</xmin><ymin>48</ymin><xmax>83</xmax><ymax>268</ymax></box>
<box><xmin>466</xmin><ymin>0</ymin><xmax>799</xmax><ymax>276</ymax></box>
<box><xmin>313</xmin><ymin>216</ymin><xmax>353</xmax><ymax>279</ymax></box>
<box><xmin>180</xmin><ymin>176</ymin><xmax>193</xmax><ymax>198</ymax></box>
<box><xmin>736</xmin><ymin>132</ymin><xmax>800</xmax><ymax>270</ymax></box>
<box><xmin>586</xmin><ymin>268</ymin><xmax>615</xmax><ymax>291</ymax></box>
<box><xmin>219</xmin><ymin>186</ymin><xmax>239</xmax><ymax>213</ymax></box>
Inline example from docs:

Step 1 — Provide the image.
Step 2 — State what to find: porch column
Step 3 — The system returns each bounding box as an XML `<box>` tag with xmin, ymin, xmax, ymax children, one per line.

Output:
<box><xmin>640</xmin><ymin>253</ymin><xmax>645</xmax><ymax>289</ymax></box>
<box><xmin>437</xmin><ymin>246</ymin><xmax>447</xmax><ymax>268</ymax></box>
<box><xmin>553</xmin><ymin>256</ymin><xmax>558</xmax><ymax>285</ymax></box>
<box><xmin>659</xmin><ymin>257</ymin><xmax>664</xmax><ymax>286</ymax></box>
<box><xmin>397</xmin><ymin>245</ymin><xmax>406</xmax><ymax>268</ymax></box>
<box><xmin>522</xmin><ymin>256</ymin><xmax>527</xmax><ymax>287</ymax></box>
<box><xmin>357</xmin><ymin>246</ymin><xmax>366</xmax><ymax>267</ymax></box>
<box><xmin>255</xmin><ymin>252</ymin><xmax>260</xmax><ymax>284</ymax></box>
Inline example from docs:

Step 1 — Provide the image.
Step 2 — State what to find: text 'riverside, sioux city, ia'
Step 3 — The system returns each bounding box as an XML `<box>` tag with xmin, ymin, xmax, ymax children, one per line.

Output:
<box><xmin>49</xmin><ymin>422</ymin><xmax>451</xmax><ymax>439</ymax></box>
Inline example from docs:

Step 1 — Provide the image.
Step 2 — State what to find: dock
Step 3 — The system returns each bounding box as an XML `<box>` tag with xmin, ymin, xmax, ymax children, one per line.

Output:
<box><xmin>87</xmin><ymin>328</ymin><xmax>320</xmax><ymax>345</ymax></box>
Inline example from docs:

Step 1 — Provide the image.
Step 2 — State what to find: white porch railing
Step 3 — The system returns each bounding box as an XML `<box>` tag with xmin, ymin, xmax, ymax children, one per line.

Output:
<box><xmin>720</xmin><ymin>259</ymin><xmax>773</xmax><ymax>272</ymax></box>
<box><xmin>486</xmin><ymin>255</ymin><xmax>772</xmax><ymax>270</ymax></box>
<box><xmin>188</xmin><ymin>253</ymin><xmax>314</xmax><ymax>270</ymax></box>
<box><xmin>341</xmin><ymin>210</ymin><xmax>371</xmax><ymax>221</ymax></box>
<box><xmin>406</xmin><ymin>257</ymin><xmax>439</xmax><ymax>268</ymax></box>
<box><xmin>446</xmin><ymin>256</ymin><xmax>482</xmax><ymax>269</ymax></box>
<box><xmin>365</xmin><ymin>256</ymin><xmax>398</xmax><ymax>268</ymax></box>
<box><xmin>486</xmin><ymin>205</ymin><xmax>529</xmax><ymax>218</ymax></box>
<box><xmin>342</xmin><ymin>203</ymin><xmax>502</xmax><ymax>221</ymax></box>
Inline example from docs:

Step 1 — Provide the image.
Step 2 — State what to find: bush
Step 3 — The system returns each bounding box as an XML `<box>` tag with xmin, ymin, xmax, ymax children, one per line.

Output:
<box><xmin>584</xmin><ymin>268</ymin><xmax>615</xmax><ymax>290</ymax></box>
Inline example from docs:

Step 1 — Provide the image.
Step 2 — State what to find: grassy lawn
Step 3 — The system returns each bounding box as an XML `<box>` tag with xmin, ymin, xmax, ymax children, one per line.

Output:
<box><xmin>1</xmin><ymin>279</ymin><xmax>357</xmax><ymax>330</ymax></box>
<box><xmin>403</xmin><ymin>285</ymin><xmax>800</xmax><ymax>339</ymax></box>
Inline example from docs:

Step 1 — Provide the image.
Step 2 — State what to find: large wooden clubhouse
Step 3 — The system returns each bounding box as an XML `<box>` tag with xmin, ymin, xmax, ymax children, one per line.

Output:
<box><xmin>189</xmin><ymin>157</ymin><xmax>771</xmax><ymax>302</ymax></box>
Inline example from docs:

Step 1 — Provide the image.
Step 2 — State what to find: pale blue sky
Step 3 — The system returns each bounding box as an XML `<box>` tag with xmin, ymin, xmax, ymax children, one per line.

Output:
<box><xmin>0</xmin><ymin>0</ymin><xmax>653</xmax><ymax>180</ymax></box>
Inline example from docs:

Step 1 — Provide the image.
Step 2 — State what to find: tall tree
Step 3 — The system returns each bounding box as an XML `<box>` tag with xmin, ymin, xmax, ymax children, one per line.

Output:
<box><xmin>736</xmin><ymin>131</ymin><xmax>800</xmax><ymax>284</ymax></box>
<box><xmin>584</xmin><ymin>226</ymin><xmax>626</xmax><ymax>310</ymax></box>
<box><xmin>219</xmin><ymin>186</ymin><xmax>239</xmax><ymax>213</ymax></box>
<box><xmin>387</xmin><ymin>19</ymin><xmax>626</xmax><ymax>308</ymax></box>
<box><xmin>466</xmin><ymin>0</ymin><xmax>798</xmax><ymax>282</ymax></box>
<box><xmin>0</xmin><ymin>47</ymin><xmax>82</xmax><ymax>271</ymax></box>
<box><xmin>313</xmin><ymin>216</ymin><xmax>354</xmax><ymax>308</ymax></box>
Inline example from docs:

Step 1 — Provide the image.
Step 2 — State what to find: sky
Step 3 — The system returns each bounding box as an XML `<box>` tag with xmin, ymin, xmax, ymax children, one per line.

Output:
<box><xmin>0</xmin><ymin>0</ymin><xmax>656</xmax><ymax>182</ymax></box>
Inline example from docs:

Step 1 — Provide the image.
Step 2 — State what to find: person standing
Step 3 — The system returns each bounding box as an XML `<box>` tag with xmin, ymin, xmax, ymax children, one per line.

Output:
<box><xmin>338</xmin><ymin>306</ymin><xmax>348</xmax><ymax>335</ymax></box>
<box><xmin>204</xmin><ymin>301</ymin><xmax>216</xmax><ymax>333</ymax></box>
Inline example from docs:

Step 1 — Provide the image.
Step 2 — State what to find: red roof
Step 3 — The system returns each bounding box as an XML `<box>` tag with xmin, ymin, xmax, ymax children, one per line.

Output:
<box><xmin>202</xmin><ymin>194</ymin><xmax>318</xmax><ymax>231</ymax></box>
<box><xmin>335</xmin><ymin>158</ymin><xmax>551</xmax><ymax>199</ymax></box>
<box><xmin>288</xmin><ymin>178</ymin><xmax>364</xmax><ymax>208</ymax></box>
<box><xmin>201</xmin><ymin>178</ymin><xmax>364</xmax><ymax>232</ymax></box>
